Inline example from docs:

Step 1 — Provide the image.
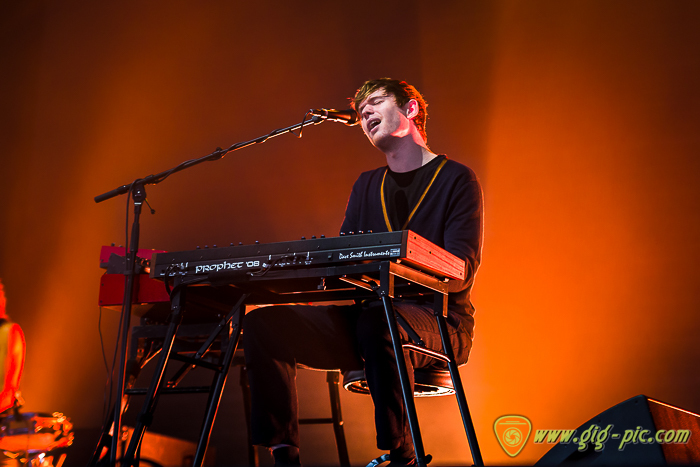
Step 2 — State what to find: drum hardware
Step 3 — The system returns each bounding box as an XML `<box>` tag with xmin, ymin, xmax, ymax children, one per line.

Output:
<box><xmin>0</xmin><ymin>411</ymin><xmax>74</xmax><ymax>467</ymax></box>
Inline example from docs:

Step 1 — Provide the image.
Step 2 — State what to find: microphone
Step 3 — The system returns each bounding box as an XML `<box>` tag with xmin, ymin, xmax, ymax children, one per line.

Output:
<box><xmin>310</xmin><ymin>108</ymin><xmax>359</xmax><ymax>126</ymax></box>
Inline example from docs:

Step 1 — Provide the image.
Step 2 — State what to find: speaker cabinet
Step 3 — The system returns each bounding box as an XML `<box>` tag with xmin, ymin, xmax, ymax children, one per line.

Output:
<box><xmin>117</xmin><ymin>426</ymin><xmax>216</xmax><ymax>466</ymax></box>
<box><xmin>536</xmin><ymin>395</ymin><xmax>700</xmax><ymax>465</ymax></box>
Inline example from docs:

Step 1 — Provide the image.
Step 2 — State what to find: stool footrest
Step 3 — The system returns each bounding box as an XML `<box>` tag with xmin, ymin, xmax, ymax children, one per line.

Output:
<box><xmin>342</xmin><ymin>369</ymin><xmax>456</xmax><ymax>397</ymax></box>
<box><xmin>402</xmin><ymin>343</ymin><xmax>450</xmax><ymax>363</ymax></box>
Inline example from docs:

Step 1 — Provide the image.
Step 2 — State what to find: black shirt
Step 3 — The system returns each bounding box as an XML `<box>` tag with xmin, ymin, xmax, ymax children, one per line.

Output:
<box><xmin>383</xmin><ymin>155</ymin><xmax>447</xmax><ymax>231</ymax></box>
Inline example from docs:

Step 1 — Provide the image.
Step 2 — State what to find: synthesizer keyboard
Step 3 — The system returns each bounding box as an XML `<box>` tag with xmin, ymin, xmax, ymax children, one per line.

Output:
<box><xmin>150</xmin><ymin>230</ymin><xmax>465</xmax><ymax>281</ymax></box>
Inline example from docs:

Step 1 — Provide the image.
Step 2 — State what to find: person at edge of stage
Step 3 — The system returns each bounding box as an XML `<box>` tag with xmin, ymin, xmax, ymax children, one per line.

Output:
<box><xmin>242</xmin><ymin>78</ymin><xmax>483</xmax><ymax>466</ymax></box>
<box><xmin>0</xmin><ymin>279</ymin><xmax>26</xmax><ymax>415</ymax></box>
<box><xmin>0</xmin><ymin>280</ymin><xmax>27</xmax><ymax>467</ymax></box>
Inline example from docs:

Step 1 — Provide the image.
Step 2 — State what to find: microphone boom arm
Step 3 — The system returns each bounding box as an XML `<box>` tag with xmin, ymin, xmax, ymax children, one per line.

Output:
<box><xmin>91</xmin><ymin>110</ymin><xmax>325</xmax><ymax>466</ymax></box>
<box><xmin>94</xmin><ymin>114</ymin><xmax>325</xmax><ymax>203</ymax></box>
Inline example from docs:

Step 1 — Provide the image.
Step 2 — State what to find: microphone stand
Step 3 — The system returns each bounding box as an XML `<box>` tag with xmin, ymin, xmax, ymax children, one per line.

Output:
<box><xmin>94</xmin><ymin>114</ymin><xmax>325</xmax><ymax>467</ymax></box>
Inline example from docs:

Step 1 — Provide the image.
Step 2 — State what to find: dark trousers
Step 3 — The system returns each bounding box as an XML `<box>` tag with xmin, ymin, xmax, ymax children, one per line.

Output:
<box><xmin>242</xmin><ymin>300</ymin><xmax>472</xmax><ymax>451</ymax></box>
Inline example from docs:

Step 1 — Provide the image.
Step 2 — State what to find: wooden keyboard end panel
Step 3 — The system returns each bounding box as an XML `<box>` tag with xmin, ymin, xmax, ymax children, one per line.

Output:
<box><xmin>404</xmin><ymin>231</ymin><xmax>465</xmax><ymax>280</ymax></box>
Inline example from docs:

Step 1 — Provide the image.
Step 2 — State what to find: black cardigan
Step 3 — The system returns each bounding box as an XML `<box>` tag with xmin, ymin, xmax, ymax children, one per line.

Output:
<box><xmin>340</xmin><ymin>156</ymin><xmax>484</xmax><ymax>333</ymax></box>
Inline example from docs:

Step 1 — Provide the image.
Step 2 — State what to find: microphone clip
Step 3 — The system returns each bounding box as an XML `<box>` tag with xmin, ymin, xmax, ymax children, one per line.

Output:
<box><xmin>309</xmin><ymin>108</ymin><xmax>359</xmax><ymax>126</ymax></box>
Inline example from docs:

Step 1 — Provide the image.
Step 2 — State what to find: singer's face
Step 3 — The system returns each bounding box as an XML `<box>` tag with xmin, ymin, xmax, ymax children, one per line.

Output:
<box><xmin>358</xmin><ymin>89</ymin><xmax>412</xmax><ymax>149</ymax></box>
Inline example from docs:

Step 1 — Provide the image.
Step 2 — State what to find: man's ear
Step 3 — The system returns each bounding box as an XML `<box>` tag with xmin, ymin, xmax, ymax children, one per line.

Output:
<box><xmin>404</xmin><ymin>99</ymin><xmax>419</xmax><ymax>120</ymax></box>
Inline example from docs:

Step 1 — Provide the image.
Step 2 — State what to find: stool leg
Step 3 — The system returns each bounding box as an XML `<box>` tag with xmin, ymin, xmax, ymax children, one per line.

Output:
<box><xmin>326</xmin><ymin>371</ymin><xmax>351</xmax><ymax>467</ymax></box>
<box><xmin>433</xmin><ymin>295</ymin><xmax>483</xmax><ymax>466</ymax></box>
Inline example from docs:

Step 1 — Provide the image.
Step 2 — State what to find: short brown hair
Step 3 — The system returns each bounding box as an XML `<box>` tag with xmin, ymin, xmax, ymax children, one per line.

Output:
<box><xmin>352</xmin><ymin>78</ymin><xmax>429</xmax><ymax>143</ymax></box>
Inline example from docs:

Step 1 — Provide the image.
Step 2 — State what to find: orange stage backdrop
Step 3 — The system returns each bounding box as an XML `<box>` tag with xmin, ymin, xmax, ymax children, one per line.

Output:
<box><xmin>1</xmin><ymin>1</ymin><xmax>699</xmax><ymax>465</ymax></box>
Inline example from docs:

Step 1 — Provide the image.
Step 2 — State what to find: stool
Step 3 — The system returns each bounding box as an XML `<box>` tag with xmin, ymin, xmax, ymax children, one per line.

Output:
<box><xmin>239</xmin><ymin>366</ymin><xmax>350</xmax><ymax>467</ymax></box>
<box><xmin>341</xmin><ymin>353</ymin><xmax>482</xmax><ymax>466</ymax></box>
<box><xmin>298</xmin><ymin>369</ymin><xmax>351</xmax><ymax>467</ymax></box>
<box><xmin>342</xmin><ymin>367</ymin><xmax>459</xmax><ymax>466</ymax></box>
<box><xmin>343</xmin><ymin>368</ymin><xmax>455</xmax><ymax>397</ymax></box>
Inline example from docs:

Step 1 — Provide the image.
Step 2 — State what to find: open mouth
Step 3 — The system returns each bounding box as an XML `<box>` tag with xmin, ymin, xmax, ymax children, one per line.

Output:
<box><xmin>367</xmin><ymin>118</ymin><xmax>381</xmax><ymax>132</ymax></box>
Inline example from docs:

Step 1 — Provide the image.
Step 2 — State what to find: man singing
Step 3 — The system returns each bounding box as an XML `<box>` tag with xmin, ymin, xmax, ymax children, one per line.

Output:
<box><xmin>243</xmin><ymin>78</ymin><xmax>483</xmax><ymax>466</ymax></box>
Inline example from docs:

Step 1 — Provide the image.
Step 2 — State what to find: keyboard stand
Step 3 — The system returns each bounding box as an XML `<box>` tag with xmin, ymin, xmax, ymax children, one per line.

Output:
<box><xmin>374</xmin><ymin>261</ymin><xmax>482</xmax><ymax>467</ymax></box>
<box><xmin>111</xmin><ymin>260</ymin><xmax>482</xmax><ymax>467</ymax></box>
<box><xmin>117</xmin><ymin>281</ymin><xmax>248</xmax><ymax>467</ymax></box>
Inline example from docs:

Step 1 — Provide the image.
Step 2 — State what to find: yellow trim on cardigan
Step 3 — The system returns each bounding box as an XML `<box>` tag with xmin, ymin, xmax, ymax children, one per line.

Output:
<box><xmin>380</xmin><ymin>158</ymin><xmax>448</xmax><ymax>232</ymax></box>
<box><xmin>380</xmin><ymin>169</ymin><xmax>392</xmax><ymax>231</ymax></box>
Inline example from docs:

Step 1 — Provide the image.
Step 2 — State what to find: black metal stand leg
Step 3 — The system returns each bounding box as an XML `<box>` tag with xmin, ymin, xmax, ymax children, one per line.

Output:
<box><xmin>192</xmin><ymin>305</ymin><xmax>245</xmax><ymax>467</ymax></box>
<box><xmin>107</xmin><ymin>183</ymin><xmax>147</xmax><ymax>467</ymax></box>
<box><xmin>378</xmin><ymin>292</ymin><xmax>428</xmax><ymax>467</ymax></box>
<box><xmin>121</xmin><ymin>280</ymin><xmax>186</xmax><ymax>466</ymax></box>
<box><xmin>90</xmin><ymin>339</ymin><xmax>154</xmax><ymax>466</ymax></box>
<box><xmin>433</xmin><ymin>294</ymin><xmax>483</xmax><ymax>466</ymax></box>
<box><xmin>89</xmin><ymin>403</ymin><xmax>118</xmax><ymax>466</ymax></box>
